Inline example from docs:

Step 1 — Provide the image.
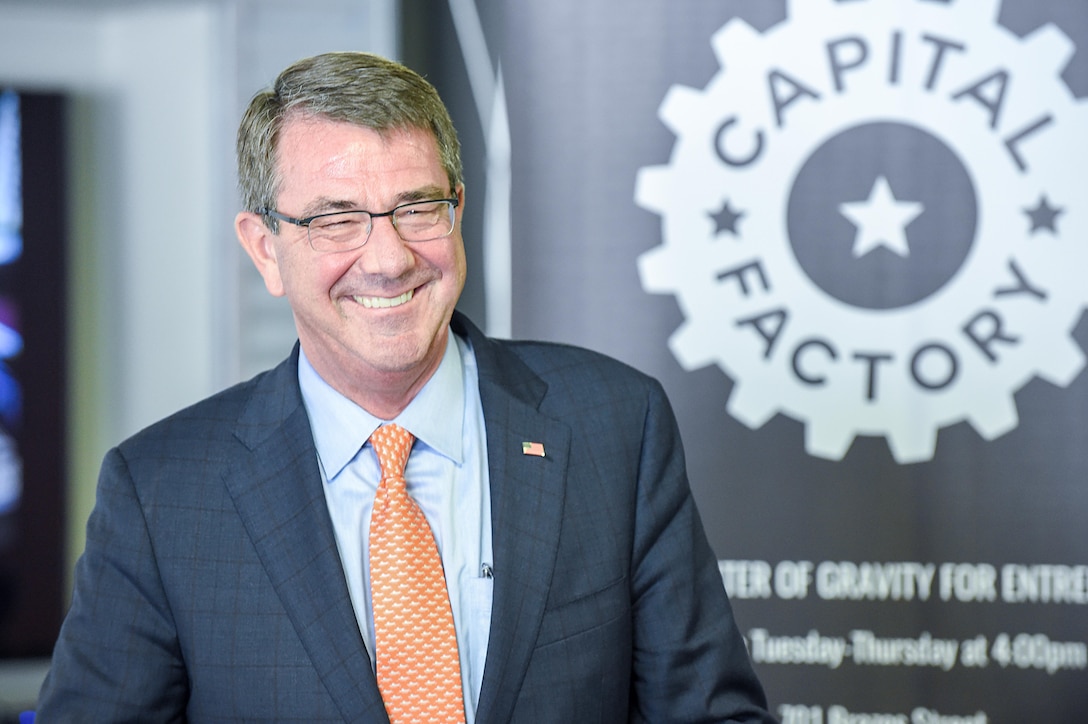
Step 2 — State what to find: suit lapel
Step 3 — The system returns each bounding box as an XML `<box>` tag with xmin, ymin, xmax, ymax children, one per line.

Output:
<box><xmin>222</xmin><ymin>351</ymin><xmax>389</xmax><ymax>723</ymax></box>
<box><xmin>456</xmin><ymin>316</ymin><xmax>571</xmax><ymax>724</ymax></box>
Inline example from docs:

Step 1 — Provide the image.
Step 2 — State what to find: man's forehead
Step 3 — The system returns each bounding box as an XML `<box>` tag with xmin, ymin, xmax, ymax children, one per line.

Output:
<box><xmin>278</xmin><ymin>112</ymin><xmax>432</xmax><ymax>148</ymax></box>
<box><xmin>275</xmin><ymin>117</ymin><xmax>440</xmax><ymax>174</ymax></box>
<box><xmin>273</xmin><ymin>117</ymin><xmax>447</xmax><ymax>210</ymax></box>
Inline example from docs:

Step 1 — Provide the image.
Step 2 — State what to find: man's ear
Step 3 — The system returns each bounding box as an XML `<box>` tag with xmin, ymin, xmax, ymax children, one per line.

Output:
<box><xmin>235</xmin><ymin>211</ymin><xmax>286</xmax><ymax>297</ymax></box>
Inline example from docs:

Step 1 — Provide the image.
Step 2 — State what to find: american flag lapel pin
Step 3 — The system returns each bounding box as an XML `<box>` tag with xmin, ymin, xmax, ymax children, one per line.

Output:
<box><xmin>522</xmin><ymin>441</ymin><xmax>546</xmax><ymax>457</ymax></box>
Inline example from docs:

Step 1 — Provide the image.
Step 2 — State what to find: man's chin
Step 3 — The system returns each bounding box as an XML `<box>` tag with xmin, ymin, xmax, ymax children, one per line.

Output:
<box><xmin>362</xmin><ymin>331</ymin><xmax>444</xmax><ymax>375</ymax></box>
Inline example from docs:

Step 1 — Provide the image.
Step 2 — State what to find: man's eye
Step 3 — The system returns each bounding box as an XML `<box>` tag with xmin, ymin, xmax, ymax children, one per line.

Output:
<box><xmin>315</xmin><ymin>216</ymin><xmax>364</xmax><ymax>230</ymax></box>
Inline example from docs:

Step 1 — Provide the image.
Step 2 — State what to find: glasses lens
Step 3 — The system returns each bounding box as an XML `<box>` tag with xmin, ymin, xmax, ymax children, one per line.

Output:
<box><xmin>393</xmin><ymin>200</ymin><xmax>455</xmax><ymax>241</ymax></box>
<box><xmin>307</xmin><ymin>211</ymin><xmax>371</xmax><ymax>251</ymax></box>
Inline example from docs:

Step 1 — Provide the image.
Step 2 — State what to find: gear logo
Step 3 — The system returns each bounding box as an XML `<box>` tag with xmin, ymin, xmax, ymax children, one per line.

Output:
<box><xmin>636</xmin><ymin>0</ymin><xmax>1088</xmax><ymax>464</ymax></box>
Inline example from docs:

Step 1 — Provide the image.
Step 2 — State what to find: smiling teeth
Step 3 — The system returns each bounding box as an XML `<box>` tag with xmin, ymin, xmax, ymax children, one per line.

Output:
<box><xmin>356</xmin><ymin>289</ymin><xmax>413</xmax><ymax>309</ymax></box>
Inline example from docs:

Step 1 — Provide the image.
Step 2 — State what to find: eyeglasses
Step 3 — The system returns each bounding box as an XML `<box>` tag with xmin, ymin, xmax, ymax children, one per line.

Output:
<box><xmin>262</xmin><ymin>197</ymin><xmax>459</xmax><ymax>252</ymax></box>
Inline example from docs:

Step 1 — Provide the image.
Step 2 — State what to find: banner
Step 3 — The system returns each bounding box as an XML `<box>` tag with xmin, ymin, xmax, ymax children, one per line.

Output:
<box><xmin>425</xmin><ymin>1</ymin><xmax>1088</xmax><ymax>720</ymax></box>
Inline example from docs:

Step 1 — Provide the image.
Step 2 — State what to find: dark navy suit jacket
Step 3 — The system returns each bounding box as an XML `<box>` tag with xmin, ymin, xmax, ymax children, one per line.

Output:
<box><xmin>38</xmin><ymin>313</ymin><xmax>773</xmax><ymax>722</ymax></box>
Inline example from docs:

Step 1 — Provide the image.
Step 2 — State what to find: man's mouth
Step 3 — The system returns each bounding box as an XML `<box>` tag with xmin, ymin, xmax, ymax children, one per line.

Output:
<box><xmin>353</xmin><ymin>289</ymin><xmax>414</xmax><ymax>309</ymax></box>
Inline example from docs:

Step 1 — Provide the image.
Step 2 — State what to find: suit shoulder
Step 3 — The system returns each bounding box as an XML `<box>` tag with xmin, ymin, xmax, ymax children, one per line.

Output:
<box><xmin>491</xmin><ymin>338</ymin><xmax>668</xmax><ymax>414</ymax></box>
<box><xmin>502</xmin><ymin>338</ymin><xmax>651</xmax><ymax>380</ymax></box>
<box><xmin>115</xmin><ymin>363</ymin><xmax>284</xmax><ymax>457</ymax></box>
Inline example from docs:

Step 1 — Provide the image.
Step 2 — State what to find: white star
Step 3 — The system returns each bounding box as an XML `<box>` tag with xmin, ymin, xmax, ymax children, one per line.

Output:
<box><xmin>839</xmin><ymin>176</ymin><xmax>924</xmax><ymax>258</ymax></box>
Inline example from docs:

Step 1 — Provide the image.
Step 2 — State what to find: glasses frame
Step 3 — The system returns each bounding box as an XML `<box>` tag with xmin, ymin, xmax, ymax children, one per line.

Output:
<box><xmin>261</xmin><ymin>196</ymin><xmax>460</xmax><ymax>252</ymax></box>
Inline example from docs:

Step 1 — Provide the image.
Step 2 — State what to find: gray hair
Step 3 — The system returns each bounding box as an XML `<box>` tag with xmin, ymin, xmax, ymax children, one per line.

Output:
<box><xmin>236</xmin><ymin>52</ymin><xmax>463</xmax><ymax>231</ymax></box>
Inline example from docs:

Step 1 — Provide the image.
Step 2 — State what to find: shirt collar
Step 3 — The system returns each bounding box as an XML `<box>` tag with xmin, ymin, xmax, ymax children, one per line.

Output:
<box><xmin>298</xmin><ymin>331</ymin><xmax>466</xmax><ymax>481</ymax></box>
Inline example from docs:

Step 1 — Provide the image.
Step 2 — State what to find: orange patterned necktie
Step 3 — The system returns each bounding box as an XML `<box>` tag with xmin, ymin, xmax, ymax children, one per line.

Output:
<box><xmin>368</xmin><ymin>423</ymin><xmax>465</xmax><ymax>723</ymax></box>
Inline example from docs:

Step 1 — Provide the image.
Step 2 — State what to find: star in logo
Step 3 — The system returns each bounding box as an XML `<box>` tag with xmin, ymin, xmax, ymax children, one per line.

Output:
<box><xmin>709</xmin><ymin>199</ymin><xmax>744</xmax><ymax>237</ymax></box>
<box><xmin>1024</xmin><ymin>194</ymin><xmax>1063</xmax><ymax>235</ymax></box>
<box><xmin>839</xmin><ymin>176</ymin><xmax>924</xmax><ymax>258</ymax></box>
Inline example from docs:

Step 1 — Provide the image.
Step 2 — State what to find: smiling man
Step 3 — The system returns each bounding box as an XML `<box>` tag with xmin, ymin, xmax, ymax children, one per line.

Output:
<box><xmin>239</xmin><ymin>115</ymin><xmax>467</xmax><ymax>419</ymax></box>
<box><xmin>37</xmin><ymin>52</ymin><xmax>773</xmax><ymax>723</ymax></box>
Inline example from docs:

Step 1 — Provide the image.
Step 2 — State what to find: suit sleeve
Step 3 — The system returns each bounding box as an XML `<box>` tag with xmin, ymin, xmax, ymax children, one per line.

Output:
<box><xmin>628</xmin><ymin>379</ymin><xmax>776</xmax><ymax>723</ymax></box>
<box><xmin>37</xmin><ymin>447</ymin><xmax>189</xmax><ymax>722</ymax></box>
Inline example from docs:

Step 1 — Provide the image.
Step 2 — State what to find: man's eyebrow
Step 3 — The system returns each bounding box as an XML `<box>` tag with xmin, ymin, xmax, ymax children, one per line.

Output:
<box><xmin>300</xmin><ymin>185</ymin><xmax>451</xmax><ymax>217</ymax></box>
<box><xmin>300</xmin><ymin>197</ymin><xmax>358</xmax><ymax>217</ymax></box>
<box><xmin>393</xmin><ymin>185</ymin><xmax>451</xmax><ymax>204</ymax></box>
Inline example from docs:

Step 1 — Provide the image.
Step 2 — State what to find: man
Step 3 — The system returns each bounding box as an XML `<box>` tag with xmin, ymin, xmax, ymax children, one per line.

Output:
<box><xmin>38</xmin><ymin>52</ymin><xmax>774</xmax><ymax>722</ymax></box>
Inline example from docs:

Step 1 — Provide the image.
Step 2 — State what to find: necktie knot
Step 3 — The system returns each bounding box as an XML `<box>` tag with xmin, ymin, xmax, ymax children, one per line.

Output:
<box><xmin>370</xmin><ymin>423</ymin><xmax>414</xmax><ymax>482</ymax></box>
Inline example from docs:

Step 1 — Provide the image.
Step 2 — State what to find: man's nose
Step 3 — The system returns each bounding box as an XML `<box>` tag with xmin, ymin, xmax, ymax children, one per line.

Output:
<box><xmin>355</xmin><ymin>215</ymin><xmax>413</xmax><ymax>275</ymax></box>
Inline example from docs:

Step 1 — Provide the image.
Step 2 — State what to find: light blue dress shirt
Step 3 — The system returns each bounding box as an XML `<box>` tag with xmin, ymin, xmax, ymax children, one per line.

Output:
<box><xmin>298</xmin><ymin>331</ymin><xmax>493</xmax><ymax>721</ymax></box>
